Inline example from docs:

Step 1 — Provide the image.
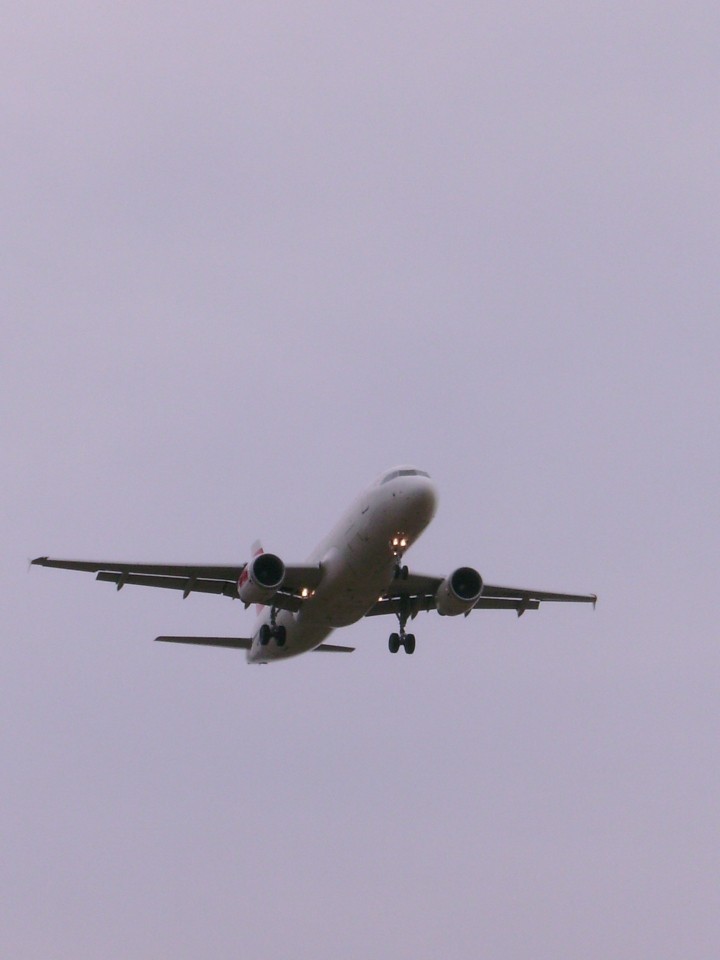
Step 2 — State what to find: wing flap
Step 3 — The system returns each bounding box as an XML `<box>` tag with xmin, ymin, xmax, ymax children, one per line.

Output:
<box><xmin>365</xmin><ymin>596</ymin><xmax>541</xmax><ymax>617</ymax></box>
<box><xmin>94</xmin><ymin>571</ymin><xmax>303</xmax><ymax>610</ymax></box>
<box><xmin>97</xmin><ymin>571</ymin><xmax>237</xmax><ymax>597</ymax></box>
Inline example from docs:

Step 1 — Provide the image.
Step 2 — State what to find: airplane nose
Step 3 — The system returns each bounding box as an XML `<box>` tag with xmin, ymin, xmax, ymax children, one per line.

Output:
<box><xmin>411</xmin><ymin>478</ymin><xmax>438</xmax><ymax>525</ymax></box>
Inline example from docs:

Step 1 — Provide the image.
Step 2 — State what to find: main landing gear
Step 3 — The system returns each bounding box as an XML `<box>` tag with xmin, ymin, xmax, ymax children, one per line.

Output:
<box><xmin>388</xmin><ymin>630</ymin><xmax>415</xmax><ymax>654</ymax></box>
<box><xmin>388</xmin><ymin>597</ymin><xmax>415</xmax><ymax>654</ymax></box>
<box><xmin>259</xmin><ymin>608</ymin><xmax>286</xmax><ymax>647</ymax></box>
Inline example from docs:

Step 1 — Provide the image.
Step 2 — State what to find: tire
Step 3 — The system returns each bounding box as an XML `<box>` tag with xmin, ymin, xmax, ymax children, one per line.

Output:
<box><xmin>275</xmin><ymin>625</ymin><xmax>287</xmax><ymax>647</ymax></box>
<box><xmin>404</xmin><ymin>634</ymin><xmax>416</xmax><ymax>654</ymax></box>
<box><xmin>388</xmin><ymin>632</ymin><xmax>400</xmax><ymax>654</ymax></box>
<box><xmin>259</xmin><ymin>624</ymin><xmax>271</xmax><ymax>645</ymax></box>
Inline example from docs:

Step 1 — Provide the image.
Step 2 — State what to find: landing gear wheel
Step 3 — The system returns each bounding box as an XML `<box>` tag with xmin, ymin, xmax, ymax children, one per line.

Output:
<box><xmin>394</xmin><ymin>564</ymin><xmax>409</xmax><ymax>580</ymax></box>
<box><xmin>389</xmin><ymin>596</ymin><xmax>417</xmax><ymax>654</ymax></box>
<box><xmin>259</xmin><ymin>624</ymin><xmax>271</xmax><ymax>646</ymax></box>
<box><xmin>275</xmin><ymin>625</ymin><xmax>287</xmax><ymax>647</ymax></box>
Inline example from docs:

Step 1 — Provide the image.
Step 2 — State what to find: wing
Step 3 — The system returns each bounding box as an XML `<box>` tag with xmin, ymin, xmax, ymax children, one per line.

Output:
<box><xmin>366</xmin><ymin>571</ymin><xmax>596</xmax><ymax>618</ymax></box>
<box><xmin>31</xmin><ymin>556</ymin><xmax>323</xmax><ymax>612</ymax></box>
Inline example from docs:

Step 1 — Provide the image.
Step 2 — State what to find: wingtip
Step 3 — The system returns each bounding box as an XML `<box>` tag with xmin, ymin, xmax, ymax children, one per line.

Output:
<box><xmin>31</xmin><ymin>556</ymin><xmax>47</xmax><ymax>566</ymax></box>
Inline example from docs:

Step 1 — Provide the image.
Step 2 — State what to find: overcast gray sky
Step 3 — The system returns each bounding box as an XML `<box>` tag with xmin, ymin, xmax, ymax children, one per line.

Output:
<box><xmin>3</xmin><ymin>2</ymin><xmax>719</xmax><ymax>957</ymax></box>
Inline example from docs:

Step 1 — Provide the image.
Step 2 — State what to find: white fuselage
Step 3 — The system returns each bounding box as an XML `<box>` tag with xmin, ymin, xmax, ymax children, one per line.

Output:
<box><xmin>247</xmin><ymin>470</ymin><xmax>438</xmax><ymax>663</ymax></box>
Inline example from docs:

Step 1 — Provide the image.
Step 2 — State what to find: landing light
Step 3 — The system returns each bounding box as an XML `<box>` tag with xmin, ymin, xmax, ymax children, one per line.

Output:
<box><xmin>390</xmin><ymin>533</ymin><xmax>410</xmax><ymax>556</ymax></box>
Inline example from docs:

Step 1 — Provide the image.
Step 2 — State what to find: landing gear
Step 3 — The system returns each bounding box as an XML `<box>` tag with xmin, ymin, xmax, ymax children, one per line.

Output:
<box><xmin>259</xmin><ymin>609</ymin><xmax>286</xmax><ymax>646</ymax></box>
<box><xmin>388</xmin><ymin>598</ymin><xmax>416</xmax><ymax>654</ymax></box>
<box><xmin>388</xmin><ymin>631</ymin><xmax>415</xmax><ymax>654</ymax></box>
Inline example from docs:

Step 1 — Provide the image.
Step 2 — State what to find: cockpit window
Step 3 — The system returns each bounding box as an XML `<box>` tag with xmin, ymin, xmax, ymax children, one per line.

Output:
<box><xmin>380</xmin><ymin>468</ymin><xmax>431</xmax><ymax>484</ymax></box>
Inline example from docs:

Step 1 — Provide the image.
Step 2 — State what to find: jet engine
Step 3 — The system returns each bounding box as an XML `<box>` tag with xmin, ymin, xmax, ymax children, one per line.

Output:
<box><xmin>435</xmin><ymin>566</ymin><xmax>483</xmax><ymax>616</ymax></box>
<box><xmin>237</xmin><ymin>552</ymin><xmax>285</xmax><ymax>604</ymax></box>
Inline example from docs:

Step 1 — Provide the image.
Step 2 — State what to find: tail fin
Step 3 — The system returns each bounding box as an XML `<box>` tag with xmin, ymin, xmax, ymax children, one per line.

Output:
<box><xmin>251</xmin><ymin>541</ymin><xmax>264</xmax><ymax>614</ymax></box>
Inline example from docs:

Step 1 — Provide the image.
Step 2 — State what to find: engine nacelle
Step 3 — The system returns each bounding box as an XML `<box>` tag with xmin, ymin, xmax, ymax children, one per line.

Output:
<box><xmin>435</xmin><ymin>566</ymin><xmax>483</xmax><ymax>616</ymax></box>
<box><xmin>237</xmin><ymin>552</ymin><xmax>285</xmax><ymax>605</ymax></box>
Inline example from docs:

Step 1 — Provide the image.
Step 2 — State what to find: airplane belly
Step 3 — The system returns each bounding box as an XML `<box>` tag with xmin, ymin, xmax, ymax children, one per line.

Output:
<box><xmin>247</xmin><ymin>611</ymin><xmax>331</xmax><ymax>663</ymax></box>
<box><xmin>314</xmin><ymin>551</ymin><xmax>394</xmax><ymax>627</ymax></box>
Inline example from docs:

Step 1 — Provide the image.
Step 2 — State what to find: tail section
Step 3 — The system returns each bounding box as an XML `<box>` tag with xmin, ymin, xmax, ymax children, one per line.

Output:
<box><xmin>251</xmin><ymin>541</ymin><xmax>264</xmax><ymax>614</ymax></box>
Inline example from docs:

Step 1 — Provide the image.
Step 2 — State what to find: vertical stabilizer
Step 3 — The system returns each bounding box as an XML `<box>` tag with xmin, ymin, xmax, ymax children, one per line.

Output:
<box><xmin>251</xmin><ymin>541</ymin><xmax>264</xmax><ymax>613</ymax></box>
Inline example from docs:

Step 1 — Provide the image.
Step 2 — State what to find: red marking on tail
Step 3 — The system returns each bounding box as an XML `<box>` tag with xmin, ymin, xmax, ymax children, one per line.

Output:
<box><xmin>252</xmin><ymin>540</ymin><xmax>264</xmax><ymax>614</ymax></box>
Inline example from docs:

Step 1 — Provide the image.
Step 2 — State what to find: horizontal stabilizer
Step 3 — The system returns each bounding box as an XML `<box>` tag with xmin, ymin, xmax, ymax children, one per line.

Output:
<box><xmin>155</xmin><ymin>636</ymin><xmax>252</xmax><ymax>649</ymax></box>
<box><xmin>155</xmin><ymin>636</ymin><xmax>355</xmax><ymax>653</ymax></box>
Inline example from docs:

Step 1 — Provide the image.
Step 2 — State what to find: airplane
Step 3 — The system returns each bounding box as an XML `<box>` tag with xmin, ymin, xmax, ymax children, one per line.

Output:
<box><xmin>32</xmin><ymin>466</ymin><xmax>596</xmax><ymax>663</ymax></box>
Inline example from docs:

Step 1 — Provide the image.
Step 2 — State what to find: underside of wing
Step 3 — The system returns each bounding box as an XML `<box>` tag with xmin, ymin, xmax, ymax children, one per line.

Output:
<box><xmin>32</xmin><ymin>556</ymin><xmax>322</xmax><ymax>612</ymax></box>
<box><xmin>32</xmin><ymin>557</ymin><xmax>245</xmax><ymax>579</ymax></box>
<box><xmin>479</xmin><ymin>583</ymin><xmax>597</xmax><ymax>609</ymax></box>
<box><xmin>366</xmin><ymin>569</ymin><xmax>596</xmax><ymax>619</ymax></box>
